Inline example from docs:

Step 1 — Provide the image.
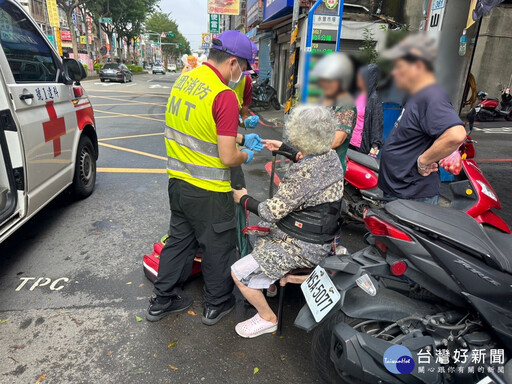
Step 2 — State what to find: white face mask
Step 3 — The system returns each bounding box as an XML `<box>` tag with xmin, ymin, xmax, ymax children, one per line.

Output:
<box><xmin>228</xmin><ymin>60</ymin><xmax>243</xmax><ymax>89</ymax></box>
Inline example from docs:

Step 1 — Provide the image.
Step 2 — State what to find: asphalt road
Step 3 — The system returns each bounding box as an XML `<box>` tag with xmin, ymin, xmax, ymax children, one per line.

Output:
<box><xmin>0</xmin><ymin>72</ymin><xmax>511</xmax><ymax>383</ymax></box>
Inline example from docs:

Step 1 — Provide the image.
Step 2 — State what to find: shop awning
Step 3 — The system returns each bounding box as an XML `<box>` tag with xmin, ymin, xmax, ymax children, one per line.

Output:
<box><xmin>259</xmin><ymin>14</ymin><xmax>292</xmax><ymax>30</ymax></box>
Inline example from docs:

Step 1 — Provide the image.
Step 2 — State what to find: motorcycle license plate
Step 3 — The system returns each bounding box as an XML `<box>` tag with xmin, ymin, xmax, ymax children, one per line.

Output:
<box><xmin>301</xmin><ymin>266</ymin><xmax>341</xmax><ymax>322</ymax></box>
<box><xmin>475</xmin><ymin>107</ymin><xmax>481</xmax><ymax>112</ymax></box>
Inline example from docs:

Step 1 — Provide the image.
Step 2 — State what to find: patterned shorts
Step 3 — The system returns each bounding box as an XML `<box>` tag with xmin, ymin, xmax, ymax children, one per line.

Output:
<box><xmin>231</xmin><ymin>254</ymin><xmax>275</xmax><ymax>290</ymax></box>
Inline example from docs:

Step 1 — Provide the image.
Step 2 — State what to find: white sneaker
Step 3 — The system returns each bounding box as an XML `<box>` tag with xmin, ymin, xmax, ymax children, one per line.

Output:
<box><xmin>235</xmin><ymin>314</ymin><xmax>278</xmax><ymax>338</ymax></box>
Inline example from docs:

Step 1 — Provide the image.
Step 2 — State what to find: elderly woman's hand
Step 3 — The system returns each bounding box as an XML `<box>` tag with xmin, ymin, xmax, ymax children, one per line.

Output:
<box><xmin>232</xmin><ymin>187</ymin><xmax>248</xmax><ymax>204</ymax></box>
<box><xmin>262</xmin><ymin>139</ymin><xmax>282</xmax><ymax>152</ymax></box>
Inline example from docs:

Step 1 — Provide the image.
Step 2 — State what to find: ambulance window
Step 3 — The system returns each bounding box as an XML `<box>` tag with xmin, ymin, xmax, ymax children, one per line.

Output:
<box><xmin>0</xmin><ymin>1</ymin><xmax>58</xmax><ymax>83</ymax></box>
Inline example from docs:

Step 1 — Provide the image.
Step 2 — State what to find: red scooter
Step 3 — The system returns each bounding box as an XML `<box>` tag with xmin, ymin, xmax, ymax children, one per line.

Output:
<box><xmin>468</xmin><ymin>89</ymin><xmax>512</xmax><ymax>125</ymax></box>
<box><xmin>265</xmin><ymin>138</ymin><xmax>510</xmax><ymax>233</ymax></box>
<box><xmin>342</xmin><ymin>137</ymin><xmax>510</xmax><ymax>233</ymax></box>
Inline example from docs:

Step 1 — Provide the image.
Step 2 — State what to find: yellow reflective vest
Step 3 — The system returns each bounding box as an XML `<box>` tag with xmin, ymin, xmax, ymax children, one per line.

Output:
<box><xmin>232</xmin><ymin>75</ymin><xmax>246</xmax><ymax>109</ymax></box>
<box><xmin>165</xmin><ymin>65</ymin><xmax>233</xmax><ymax>192</ymax></box>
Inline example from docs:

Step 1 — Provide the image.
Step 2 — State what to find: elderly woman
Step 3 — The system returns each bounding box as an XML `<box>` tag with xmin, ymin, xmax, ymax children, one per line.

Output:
<box><xmin>231</xmin><ymin>105</ymin><xmax>345</xmax><ymax>338</ymax></box>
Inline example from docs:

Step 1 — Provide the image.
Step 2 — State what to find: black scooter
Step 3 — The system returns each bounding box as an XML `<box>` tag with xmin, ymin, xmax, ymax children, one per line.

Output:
<box><xmin>295</xmin><ymin>200</ymin><xmax>512</xmax><ymax>384</ymax></box>
<box><xmin>250</xmin><ymin>72</ymin><xmax>281</xmax><ymax>110</ymax></box>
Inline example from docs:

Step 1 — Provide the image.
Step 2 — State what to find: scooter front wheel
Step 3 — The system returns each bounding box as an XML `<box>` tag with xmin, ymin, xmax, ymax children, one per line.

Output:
<box><xmin>506</xmin><ymin>111</ymin><xmax>512</xmax><ymax>121</ymax></box>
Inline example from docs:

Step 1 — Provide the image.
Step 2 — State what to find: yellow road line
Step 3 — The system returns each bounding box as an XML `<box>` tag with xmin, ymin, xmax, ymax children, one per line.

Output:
<box><xmin>98</xmin><ymin>167</ymin><xmax>166</xmax><ymax>174</ymax></box>
<box><xmin>99</xmin><ymin>142</ymin><xmax>167</xmax><ymax>160</ymax></box>
<box><xmin>99</xmin><ymin>132</ymin><xmax>163</xmax><ymax>142</ymax></box>
<box><xmin>93</xmin><ymin>95</ymin><xmax>165</xmax><ymax>107</ymax></box>
<box><xmin>94</xmin><ymin>109</ymin><xmax>163</xmax><ymax>122</ymax></box>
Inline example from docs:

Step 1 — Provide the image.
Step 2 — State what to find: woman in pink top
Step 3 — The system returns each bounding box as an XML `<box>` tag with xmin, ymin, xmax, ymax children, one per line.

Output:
<box><xmin>349</xmin><ymin>64</ymin><xmax>383</xmax><ymax>157</ymax></box>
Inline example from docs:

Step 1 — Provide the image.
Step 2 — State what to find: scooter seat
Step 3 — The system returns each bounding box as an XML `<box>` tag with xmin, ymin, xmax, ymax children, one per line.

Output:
<box><xmin>347</xmin><ymin>149</ymin><xmax>380</xmax><ymax>172</ymax></box>
<box><xmin>384</xmin><ymin>200</ymin><xmax>512</xmax><ymax>274</ymax></box>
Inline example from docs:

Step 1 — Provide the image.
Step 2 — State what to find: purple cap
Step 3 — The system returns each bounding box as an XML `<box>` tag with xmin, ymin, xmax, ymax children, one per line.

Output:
<box><xmin>211</xmin><ymin>30</ymin><xmax>254</xmax><ymax>68</ymax></box>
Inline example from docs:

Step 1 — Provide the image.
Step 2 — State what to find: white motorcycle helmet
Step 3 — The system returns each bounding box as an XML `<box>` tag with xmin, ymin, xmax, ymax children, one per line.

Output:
<box><xmin>310</xmin><ymin>52</ymin><xmax>354</xmax><ymax>92</ymax></box>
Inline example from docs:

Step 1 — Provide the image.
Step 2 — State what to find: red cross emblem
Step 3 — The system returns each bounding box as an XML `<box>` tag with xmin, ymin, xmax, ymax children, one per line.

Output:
<box><xmin>43</xmin><ymin>101</ymin><xmax>66</xmax><ymax>157</ymax></box>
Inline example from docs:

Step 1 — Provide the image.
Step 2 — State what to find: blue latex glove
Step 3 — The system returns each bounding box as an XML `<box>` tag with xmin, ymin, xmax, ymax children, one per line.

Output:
<box><xmin>243</xmin><ymin>115</ymin><xmax>260</xmax><ymax>129</ymax></box>
<box><xmin>244</xmin><ymin>133</ymin><xmax>263</xmax><ymax>151</ymax></box>
<box><xmin>241</xmin><ymin>148</ymin><xmax>254</xmax><ymax>164</ymax></box>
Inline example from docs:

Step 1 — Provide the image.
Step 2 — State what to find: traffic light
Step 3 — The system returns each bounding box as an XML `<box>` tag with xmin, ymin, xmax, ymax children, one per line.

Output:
<box><xmin>179</xmin><ymin>42</ymin><xmax>182</xmax><ymax>46</ymax></box>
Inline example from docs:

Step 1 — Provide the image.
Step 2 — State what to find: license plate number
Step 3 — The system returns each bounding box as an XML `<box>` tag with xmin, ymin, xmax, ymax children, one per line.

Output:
<box><xmin>301</xmin><ymin>266</ymin><xmax>341</xmax><ymax>322</ymax></box>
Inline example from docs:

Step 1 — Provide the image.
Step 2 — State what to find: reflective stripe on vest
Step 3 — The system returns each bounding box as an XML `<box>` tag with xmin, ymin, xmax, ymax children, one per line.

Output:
<box><xmin>165</xmin><ymin>126</ymin><xmax>219</xmax><ymax>158</ymax></box>
<box><xmin>167</xmin><ymin>157</ymin><xmax>231</xmax><ymax>182</ymax></box>
<box><xmin>165</xmin><ymin>65</ymin><xmax>233</xmax><ymax>192</ymax></box>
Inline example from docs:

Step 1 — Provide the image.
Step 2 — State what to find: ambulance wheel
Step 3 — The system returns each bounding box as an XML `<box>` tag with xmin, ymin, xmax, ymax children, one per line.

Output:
<box><xmin>71</xmin><ymin>135</ymin><xmax>96</xmax><ymax>199</ymax></box>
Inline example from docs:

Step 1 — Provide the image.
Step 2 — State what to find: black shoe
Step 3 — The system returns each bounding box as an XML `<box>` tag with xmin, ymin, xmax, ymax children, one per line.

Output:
<box><xmin>146</xmin><ymin>294</ymin><xmax>193</xmax><ymax>322</ymax></box>
<box><xmin>202</xmin><ymin>296</ymin><xmax>235</xmax><ymax>326</ymax></box>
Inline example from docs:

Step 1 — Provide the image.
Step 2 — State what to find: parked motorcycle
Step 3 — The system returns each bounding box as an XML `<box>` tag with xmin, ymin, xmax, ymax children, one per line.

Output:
<box><xmin>468</xmin><ymin>88</ymin><xmax>512</xmax><ymax>124</ymax></box>
<box><xmin>250</xmin><ymin>72</ymin><xmax>281</xmax><ymax>110</ymax></box>
<box><xmin>343</xmin><ymin>135</ymin><xmax>510</xmax><ymax>232</ymax></box>
<box><xmin>295</xmin><ymin>200</ymin><xmax>512</xmax><ymax>384</ymax></box>
<box><xmin>265</xmin><ymin>136</ymin><xmax>510</xmax><ymax>233</ymax></box>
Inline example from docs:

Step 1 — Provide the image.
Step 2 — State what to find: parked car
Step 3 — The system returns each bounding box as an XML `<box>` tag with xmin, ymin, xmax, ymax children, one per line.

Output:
<box><xmin>0</xmin><ymin>0</ymin><xmax>97</xmax><ymax>244</ymax></box>
<box><xmin>152</xmin><ymin>64</ymin><xmax>166</xmax><ymax>75</ymax></box>
<box><xmin>167</xmin><ymin>64</ymin><xmax>177</xmax><ymax>73</ymax></box>
<box><xmin>99</xmin><ymin>63</ymin><xmax>133</xmax><ymax>83</ymax></box>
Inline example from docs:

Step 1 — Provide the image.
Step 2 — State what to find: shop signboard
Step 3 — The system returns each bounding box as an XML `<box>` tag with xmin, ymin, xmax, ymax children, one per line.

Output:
<box><xmin>209</xmin><ymin>14</ymin><xmax>220</xmax><ymax>33</ymax></box>
<box><xmin>263</xmin><ymin>0</ymin><xmax>293</xmax><ymax>22</ymax></box>
<box><xmin>247</xmin><ymin>0</ymin><xmax>261</xmax><ymax>27</ymax></box>
<box><xmin>208</xmin><ymin>0</ymin><xmax>240</xmax><ymax>16</ymax></box>
<box><xmin>45</xmin><ymin>0</ymin><xmax>59</xmax><ymax>28</ymax></box>
<box><xmin>60</xmin><ymin>29</ymin><xmax>72</xmax><ymax>41</ymax></box>
<box><xmin>80</xmin><ymin>36</ymin><xmax>87</xmax><ymax>44</ymax></box>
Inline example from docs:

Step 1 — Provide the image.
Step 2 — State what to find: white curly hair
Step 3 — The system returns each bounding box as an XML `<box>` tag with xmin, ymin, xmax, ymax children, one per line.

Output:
<box><xmin>286</xmin><ymin>105</ymin><xmax>337</xmax><ymax>155</ymax></box>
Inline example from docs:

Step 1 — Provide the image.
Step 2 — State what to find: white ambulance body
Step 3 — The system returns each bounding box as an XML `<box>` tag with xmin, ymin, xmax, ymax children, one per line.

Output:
<box><xmin>0</xmin><ymin>0</ymin><xmax>97</xmax><ymax>244</ymax></box>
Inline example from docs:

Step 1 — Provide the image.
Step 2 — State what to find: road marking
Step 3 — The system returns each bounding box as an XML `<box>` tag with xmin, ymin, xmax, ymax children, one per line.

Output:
<box><xmin>86</xmin><ymin>89</ymin><xmax>169</xmax><ymax>97</ymax></box>
<box><xmin>99</xmin><ymin>132</ymin><xmax>163</xmax><ymax>142</ymax></box>
<box><xmin>94</xmin><ymin>109</ymin><xmax>163</xmax><ymax>122</ymax></box>
<box><xmin>16</xmin><ymin>277</ymin><xmax>69</xmax><ymax>291</ymax></box>
<box><xmin>93</xmin><ymin>95</ymin><xmax>165</xmax><ymax>107</ymax></box>
<box><xmin>149</xmin><ymin>84</ymin><xmax>170</xmax><ymax>89</ymax></box>
<box><xmin>99</xmin><ymin>142</ymin><xmax>167</xmax><ymax>160</ymax></box>
<box><xmin>98</xmin><ymin>167</ymin><xmax>166</xmax><ymax>173</ymax></box>
<box><xmin>93</xmin><ymin>82</ymin><xmax>118</xmax><ymax>86</ymax></box>
<box><xmin>126</xmin><ymin>83</ymin><xmax>137</xmax><ymax>87</ymax></box>
<box><xmin>476</xmin><ymin>158</ymin><xmax>512</xmax><ymax>162</ymax></box>
<box><xmin>473</xmin><ymin>127</ymin><xmax>512</xmax><ymax>134</ymax></box>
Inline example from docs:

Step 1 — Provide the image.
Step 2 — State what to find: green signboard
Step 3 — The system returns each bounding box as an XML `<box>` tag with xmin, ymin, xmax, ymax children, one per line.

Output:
<box><xmin>100</xmin><ymin>17</ymin><xmax>113</xmax><ymax>24</ymax></box>
<box><xmin>209</xmin><ymin>14</ymin><xmax>220</xmax><ymax>33</ymax></box>
<box><xmin>47</xmin><ymin>34</ymin><xmax>54</xmax><ymax>45</ymax></box>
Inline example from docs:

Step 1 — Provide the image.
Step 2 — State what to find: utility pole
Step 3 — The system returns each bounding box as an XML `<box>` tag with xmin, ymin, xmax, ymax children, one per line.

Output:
<box><xmin>284</xmin><ymin>0</ymin><xmax>300</xmax><ymax>115</ymax></box>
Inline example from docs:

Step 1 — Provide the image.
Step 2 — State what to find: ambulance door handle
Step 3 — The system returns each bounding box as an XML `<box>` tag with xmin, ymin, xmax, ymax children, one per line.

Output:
<box><xmin>19</xmin><ymin>93</ymin><xmax>34</xmax><ymax>100</ymax></box>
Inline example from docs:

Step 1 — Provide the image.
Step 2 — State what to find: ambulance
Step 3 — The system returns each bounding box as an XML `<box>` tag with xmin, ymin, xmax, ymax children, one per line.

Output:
<box><xmin>0</xmin><ymin>0</ymin><xmax>97</xmax><ymax>244</ymax></box>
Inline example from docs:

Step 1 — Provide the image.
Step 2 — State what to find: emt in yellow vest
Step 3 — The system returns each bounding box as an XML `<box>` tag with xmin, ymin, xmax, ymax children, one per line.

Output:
<box><xmin>147</xmin><ymin>31</ymin><xmax>256</xmax><ymax>326</ymax></box>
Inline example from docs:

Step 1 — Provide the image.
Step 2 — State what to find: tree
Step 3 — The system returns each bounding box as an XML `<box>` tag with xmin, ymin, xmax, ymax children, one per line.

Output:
<box><xmin>88</xmin><ymin>0</ymin><xmax>155</xmax><ymax>60</ymax></box>
<box><xmin>145</xmin><ymin>12</ymin><xmax>190</xmax><ymax>67</ymax></box>
<box><xmin>57</xmin><ymin>0</ymin><xmax>92</xmax><ymax>57</ymax></box>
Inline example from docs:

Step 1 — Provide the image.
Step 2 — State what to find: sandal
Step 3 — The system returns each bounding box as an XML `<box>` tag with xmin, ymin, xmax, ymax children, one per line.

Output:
<box><xmin>235</xmin><ymin>313</ymin><xmax>278</xmax><ymax>338</ymax></box>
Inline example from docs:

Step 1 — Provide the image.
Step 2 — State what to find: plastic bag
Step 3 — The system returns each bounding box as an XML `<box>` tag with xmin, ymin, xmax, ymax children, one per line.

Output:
<box><xmin>439</xmin><ymin>149</ymin><xmax>462</xmax><ymax>175</ymax></box>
